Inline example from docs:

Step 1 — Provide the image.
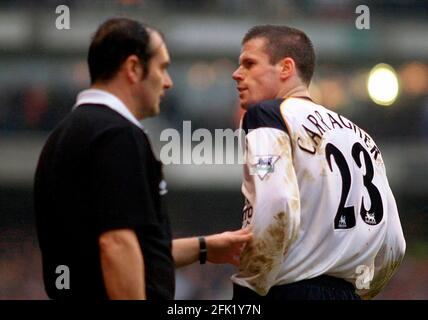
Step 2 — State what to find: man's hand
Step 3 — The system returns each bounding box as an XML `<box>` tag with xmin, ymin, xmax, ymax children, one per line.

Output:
<box><xmin>206</xmin><ymin>227</ymin><xmax>253</xmax><ymax>266</ymax></box>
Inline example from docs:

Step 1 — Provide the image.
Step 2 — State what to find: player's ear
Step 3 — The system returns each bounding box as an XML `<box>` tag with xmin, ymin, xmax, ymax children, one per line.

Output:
<box><xmin>279</xmin><ymin>57</ymin><xmax>295</xmax><ymax>81</ymax></box>
<box><xmin>123</xmin><ymin>54</ymin><xmax>144</xmax><ymax>83</ymax></box>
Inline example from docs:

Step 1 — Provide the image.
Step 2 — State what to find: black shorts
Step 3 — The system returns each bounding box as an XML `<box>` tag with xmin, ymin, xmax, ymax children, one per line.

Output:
<box><xmin>232</xmin><ymin>275</ymin><xmax>361</xmax><ymax>300</ymax></box>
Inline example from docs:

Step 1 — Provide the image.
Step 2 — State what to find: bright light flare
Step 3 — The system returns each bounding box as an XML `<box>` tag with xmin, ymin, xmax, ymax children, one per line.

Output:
<box><xmin>367</xmin><ymin>63</ymin><xmax>399</xmax><ymax>106</ymax></box>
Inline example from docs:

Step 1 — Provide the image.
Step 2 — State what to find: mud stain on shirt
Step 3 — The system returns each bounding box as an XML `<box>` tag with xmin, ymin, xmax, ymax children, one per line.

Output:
<box><xmin>238</xmin><ymin>212</ymin><xmax>290</xmax><ymax>295</ymax></box>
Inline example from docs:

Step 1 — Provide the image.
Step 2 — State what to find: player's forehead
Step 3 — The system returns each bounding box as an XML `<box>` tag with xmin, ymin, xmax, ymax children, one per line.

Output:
<box><xmin>239</xmin><ymin>37</ymin><xmax>269</xmax><ymax>63</ymax></box>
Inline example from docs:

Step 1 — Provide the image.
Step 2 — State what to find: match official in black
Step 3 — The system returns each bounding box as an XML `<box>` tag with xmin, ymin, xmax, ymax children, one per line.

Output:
<box><xmin>34</xmin><ymin>18</ymin><xmax>251</xmax><ymax>300</ymax></box>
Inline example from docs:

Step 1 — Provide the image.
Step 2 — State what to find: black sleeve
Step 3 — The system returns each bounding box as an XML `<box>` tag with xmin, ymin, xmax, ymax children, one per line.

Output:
<box><xmin>242</xmin><ymin>99</ymin><xmax>289</xmax><ymax>135</ymax></box>
<box><xmin>89</xmin><ymin>126</ymin><xmax>156</xmax><ymax>233</ymax></box>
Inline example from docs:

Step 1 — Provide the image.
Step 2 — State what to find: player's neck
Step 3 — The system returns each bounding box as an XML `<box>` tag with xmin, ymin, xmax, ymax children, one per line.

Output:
<box><xmin>278</xmin><ymin>84</ymin><xmax>311</xmax><ymax>101</ymax></box>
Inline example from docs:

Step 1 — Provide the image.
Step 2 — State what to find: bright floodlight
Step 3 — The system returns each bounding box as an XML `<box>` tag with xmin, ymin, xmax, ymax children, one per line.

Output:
<box><xmin>367</xmin><ymin>63</ymin><xmax>399</xmax><ymax>106</ymax></box>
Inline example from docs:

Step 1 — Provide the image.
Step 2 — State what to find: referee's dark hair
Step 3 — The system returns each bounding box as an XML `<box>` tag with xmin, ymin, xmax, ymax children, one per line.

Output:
<box><xmin>243</xmin><ymin>25</ymin><xmax>316</xmax><ymax>86</ymax></box>
<box><xmin>88</xmin><ymin>17</ymin><xmax>162</xmax><ymax>84</ymax></box>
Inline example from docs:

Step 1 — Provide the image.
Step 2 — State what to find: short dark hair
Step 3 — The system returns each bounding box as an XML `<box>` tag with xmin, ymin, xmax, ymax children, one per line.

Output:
<box><xmin>243</xmin><ymin>25</ymin><xmax>316</xmax><ymax>85</ymax></box>
<box><xmin>88</xmin><ymin>18</ymin><xmax>161</xmax><ymax>84</ymax></box>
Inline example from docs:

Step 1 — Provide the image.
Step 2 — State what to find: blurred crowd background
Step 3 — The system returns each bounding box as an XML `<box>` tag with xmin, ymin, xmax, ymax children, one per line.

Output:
<box><xmin>0</xmin><ymin>0</ymin><xmax>427</xmax><ymax>299</ymax></box>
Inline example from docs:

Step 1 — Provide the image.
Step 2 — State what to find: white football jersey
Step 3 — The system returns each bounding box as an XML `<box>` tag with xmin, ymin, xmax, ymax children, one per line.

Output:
<box><xmin>231</xmin><ymin>97</ymin><xmax>406</xmax><ymax>299</ymax></box>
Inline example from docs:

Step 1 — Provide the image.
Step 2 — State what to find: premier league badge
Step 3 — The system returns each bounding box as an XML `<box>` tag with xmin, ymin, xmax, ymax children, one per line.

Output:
<box><xmin>249</xmin><ymin>155</ymin><xmax>280</xmax><ymax>180</ymax></box>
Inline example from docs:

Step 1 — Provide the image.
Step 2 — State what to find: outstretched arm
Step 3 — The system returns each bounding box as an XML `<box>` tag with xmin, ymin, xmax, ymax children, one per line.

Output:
<box><xmin>172</xmin><ymin>227</ymin><xmax>253</xmax><ymax>268</ymax></box>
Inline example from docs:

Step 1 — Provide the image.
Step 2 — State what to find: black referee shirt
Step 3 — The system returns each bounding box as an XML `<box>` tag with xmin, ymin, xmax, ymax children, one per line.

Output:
<box><xmin>34</xmin><ymin>104</ymin><xmax>175</xmax><ymax>299</ymax></box>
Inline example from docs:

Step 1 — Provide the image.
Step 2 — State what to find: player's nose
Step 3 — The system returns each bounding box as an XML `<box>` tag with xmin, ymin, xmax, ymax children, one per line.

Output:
<box><xmin>232</xmin><ymin>66</ymin><xmax>243</xmax><ymax>82</ymax></box>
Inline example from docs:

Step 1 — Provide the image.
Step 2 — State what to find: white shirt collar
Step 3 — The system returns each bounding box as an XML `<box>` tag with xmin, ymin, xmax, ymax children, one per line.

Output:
<box><xmin>74</xmin><ymin>89</ymin><xmax>144</xmax><ymax>130</ymax></box>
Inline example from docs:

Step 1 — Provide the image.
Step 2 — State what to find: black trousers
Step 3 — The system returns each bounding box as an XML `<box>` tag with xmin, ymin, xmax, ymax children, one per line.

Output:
<box><xmin>233</xmin><ymin>275</ymin><xmax>361</xmax><ymax>300</ymax></box>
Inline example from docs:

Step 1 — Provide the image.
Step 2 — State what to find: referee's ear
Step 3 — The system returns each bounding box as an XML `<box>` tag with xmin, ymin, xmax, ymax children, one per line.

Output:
<box><xmin>123</xmin><ymin>54</ymin><xmax>145</xmax><ymax>84</ymax></box>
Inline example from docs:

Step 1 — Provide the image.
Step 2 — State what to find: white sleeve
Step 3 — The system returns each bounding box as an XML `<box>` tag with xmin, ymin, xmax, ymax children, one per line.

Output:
<box><xmin>357</xmin><ymin>186</ymin><xmax>406</xmax><ymax>299</ymax></box>
<box><xmin>237</xmin><ymin>127</ymin><xmax>301</xmax><ymax>296</ymax></box>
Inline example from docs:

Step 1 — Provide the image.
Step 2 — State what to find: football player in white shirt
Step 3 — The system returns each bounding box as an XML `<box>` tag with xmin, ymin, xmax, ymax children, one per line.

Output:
<box><xmin>231</xmin><ymin>25</ymin><xmax>406</xmax><ymax>300</ymax></box>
